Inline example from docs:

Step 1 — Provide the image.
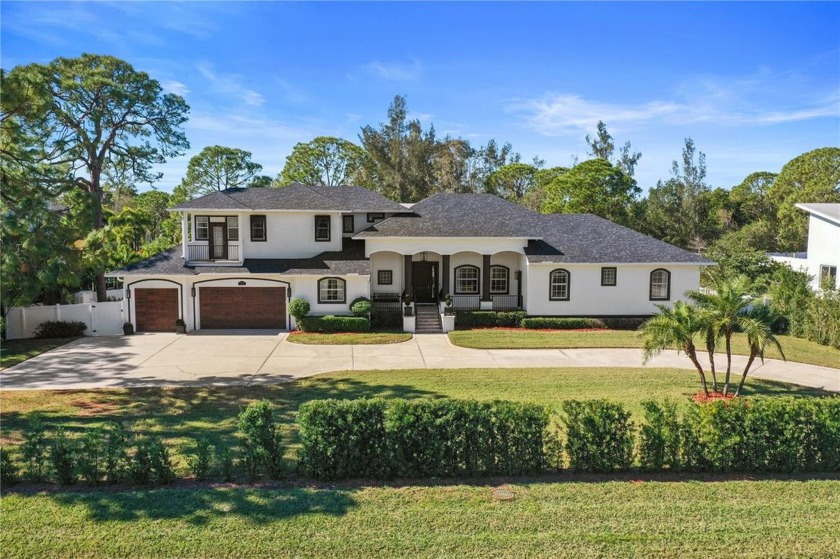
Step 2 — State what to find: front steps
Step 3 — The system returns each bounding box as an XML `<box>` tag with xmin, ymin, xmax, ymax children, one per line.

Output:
<box><xmin>414</xmin><ymin>304</ymin><xmax>443</xmax><ymax>333</ymax></box>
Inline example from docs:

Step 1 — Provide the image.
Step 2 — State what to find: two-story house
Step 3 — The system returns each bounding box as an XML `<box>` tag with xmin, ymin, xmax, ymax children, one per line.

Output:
<box><xmin>109</xmin><ymin>182</ymin><xmax>710</xmax><ymax>333</ymax></box>
<box><xmin>769</xmin><ymin>203</ymin><xmax>840</xmax><ymax>291</ymax></box>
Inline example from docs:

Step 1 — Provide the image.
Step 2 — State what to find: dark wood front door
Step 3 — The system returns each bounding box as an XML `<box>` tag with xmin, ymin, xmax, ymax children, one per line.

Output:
<box><xmin>412</xmin><ymin>262</ymin><xmax>438</xmax><ymax>303</ymax></box>
<box><xmin>210</xmin><ymin>223</ymin><xmax>227</xmax><ymax>260</ymax></box>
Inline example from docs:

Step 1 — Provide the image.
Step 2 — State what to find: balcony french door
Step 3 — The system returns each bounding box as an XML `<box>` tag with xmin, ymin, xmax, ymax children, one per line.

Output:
<box><xmin>210</xmin><ymin>223</ymin><xmax>228</xmax><ymax>260</ymax></box>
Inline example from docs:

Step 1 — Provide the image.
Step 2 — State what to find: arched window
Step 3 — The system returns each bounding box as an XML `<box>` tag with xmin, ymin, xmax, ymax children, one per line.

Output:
<box><xmin>549</xmin><ymin>269</ymin><xmax>570</xmax><ymax>301</ymax></box>
<box><xmin>489</xmin><ymin>265</ymin><xmax>509</xmax><ymax>294</ymax></box>
<box><xmin>650</xmin><ymin>269</ymin><xmax>671</xmax><ymax>301</ymax></box>
<box><xmin>318</xmin><ymin>277</ymin><xmax>346</xmax><ymax>303</ymax></box>
<box><xmin>454</xmin><ymin>265</ymin><xmax>480</xmax><ymax>294</ymax></box>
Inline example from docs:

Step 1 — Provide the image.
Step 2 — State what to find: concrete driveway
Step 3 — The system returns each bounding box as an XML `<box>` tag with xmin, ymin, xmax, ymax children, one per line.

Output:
<box><xmin>1</xmin><ymin>332</ymin><xmax>838</xmax><ymax>391</ymax></box>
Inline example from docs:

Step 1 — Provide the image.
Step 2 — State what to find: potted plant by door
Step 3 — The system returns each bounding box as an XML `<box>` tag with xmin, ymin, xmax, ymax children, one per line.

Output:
<box><xmin>444</xmin><ymin>294</ymin><xmax>453</xmax><ymax>315</ymax></box>
<box><xmin>123</xmin><ymin>322</ymin><xmax>134</xmax><ymax>336</ymax></box>
<box><xmin>402</xmin><ymin>291</ymin><xmax>414</xmax><ymax>316</ymax></box>
<box><xmin>175</xmin><ymin>319</ymin><xmax>187</xmax><ymax>334</ymax></box>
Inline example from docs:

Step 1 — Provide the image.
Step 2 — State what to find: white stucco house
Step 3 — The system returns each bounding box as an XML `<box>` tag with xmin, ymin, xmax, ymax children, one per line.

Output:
<box><xmin>108</xmin><ymin>183</ymin><xmax>710</xmax><ymax>333</ymax></box>
<box><xmin>769</xmin><ymin>203</ymin><xmax>840</xmax><ymax>291</ymax></box>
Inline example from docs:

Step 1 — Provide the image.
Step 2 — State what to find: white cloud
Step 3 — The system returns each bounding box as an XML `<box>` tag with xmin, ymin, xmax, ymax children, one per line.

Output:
<box><xmin>512</xmin><ymin>74</ymin><xmax>840</xmax><ymax>136</ymax></box>
<box><xmin>362</xmin><ymin>59</ymin><xmax>423</xmax><ymax>81</ymax></box>
<box><xmin>161</xmin><ymin>80</ymin><xmax>190</xmax><ymax>97</ymax></box>
<box><xmin>197</xmin><ymin>64</ymin><xmax>265</xmax><ymax>107</ymax></box>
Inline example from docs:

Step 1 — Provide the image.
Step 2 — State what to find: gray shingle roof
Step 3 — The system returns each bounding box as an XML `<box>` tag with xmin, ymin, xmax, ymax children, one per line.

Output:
<box><xmin>525</xmin><ymin>214</ymin><xmax>712</xmax><ymax>264</ymax></box>
<box><xmin>170</xmin><ymin>182</ymin><xmax>408</xmax><ymax>213</ymax></box>
<box><xmin>109</xmin><ymin>241</ymin><xmax>370</xmax><ymax>276</ymax></box>
<box><xmin>354</xmin><ymin>193</ymin><xmax>545</xmax><ymax>238</ymax></box>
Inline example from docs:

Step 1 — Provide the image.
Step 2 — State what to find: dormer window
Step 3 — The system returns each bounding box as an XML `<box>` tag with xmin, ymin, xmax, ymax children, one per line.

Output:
<box><xmin>315</xmin><ymin>215</ymin><xmax>331</xmax><ymax>242</ymax></box>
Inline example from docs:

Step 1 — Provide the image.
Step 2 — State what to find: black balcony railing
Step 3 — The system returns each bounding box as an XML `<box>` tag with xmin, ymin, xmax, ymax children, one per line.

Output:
<box><xmin>188</xmin><ymin>243</ymin><xmax>239</xmax><ymax>262</ymax></box>
<box><xmin>491</xmin><ymin>294</ymin><xmax>523</xmax><ymax>311</ymax></box>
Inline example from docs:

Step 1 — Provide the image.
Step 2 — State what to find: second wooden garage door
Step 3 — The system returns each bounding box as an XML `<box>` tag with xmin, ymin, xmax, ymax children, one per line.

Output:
<box><xmin>199</xmin><ymin>287</ymin><xmax>286</xmax><ymax>329</ymax></box>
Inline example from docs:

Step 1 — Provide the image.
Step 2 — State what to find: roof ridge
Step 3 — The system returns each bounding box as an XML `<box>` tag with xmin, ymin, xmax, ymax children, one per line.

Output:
<box><xmin>219</xmin><ymin>189</ymin><xmax>253</xmax><ymax>210</ymax></box>
<box><xmin>298</xmin><ymin>182</ymin><xmax>341</xmax><ymax>206</ymax></box>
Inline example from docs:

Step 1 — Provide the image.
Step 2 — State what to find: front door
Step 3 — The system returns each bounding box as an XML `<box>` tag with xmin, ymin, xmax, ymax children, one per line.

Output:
<box><xmin>412</xmin><ymin>262</ymin><xmax>438</xmax><ymax>303</ymax></box>
<box><xmin>210</xmin><ymin>223</ymin><xmax>227</xmax><ymax>260</ymax></box>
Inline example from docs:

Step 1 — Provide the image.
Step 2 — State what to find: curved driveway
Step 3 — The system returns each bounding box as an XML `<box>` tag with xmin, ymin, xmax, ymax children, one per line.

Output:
<box><xmin>1</xmin><ymin>332</ymin><xmax>837</xmax><ymax>392</ymax></box>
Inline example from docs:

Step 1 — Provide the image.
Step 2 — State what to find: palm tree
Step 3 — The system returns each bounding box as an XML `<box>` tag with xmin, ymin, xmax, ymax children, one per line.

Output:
<box><xmin>641</xmin><ymin>301</ymin><xmax>710</xmax><ymax>396</ymax></box>
<box><xmin>689</xmin><ymin>274</ymin><xmax>753</xmax><ymax>395</ymax></box>
<box><xmin>733</xmin><ymin>307</ymin><xmax>785</xmax><ymax>396</ymax></box>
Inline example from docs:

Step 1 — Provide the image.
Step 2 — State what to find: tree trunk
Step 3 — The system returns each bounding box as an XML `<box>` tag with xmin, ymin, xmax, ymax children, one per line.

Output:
<box><xmin>91</xmin><ymin>170</ymin><xmax>108</xmax><ymax>303</ymax></box>
<box><xmin>722</xmin><ymin>331</ymin><xmax>733</xmax><ymax>395</ymax></box>
<box><xmin>686</xmin><ymin>345</ymin><xmax>710</xmax><ymax>396</ymax></box>
<box><xmin>734</xmin><ymin>351</ymin><xmax>757</xmax><ymax>397</ymax></box>
<box><xmin>706</xmin><ymin>341</ymin><xmax>718</xmax><ymax>393</ymax></box>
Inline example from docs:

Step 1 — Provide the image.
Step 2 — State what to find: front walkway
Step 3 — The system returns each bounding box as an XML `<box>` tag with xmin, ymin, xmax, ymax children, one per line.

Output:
<box><xmin>1</xmin><ymin>333</ymin><xmax>838</xmax><ymax>391</ymax></box>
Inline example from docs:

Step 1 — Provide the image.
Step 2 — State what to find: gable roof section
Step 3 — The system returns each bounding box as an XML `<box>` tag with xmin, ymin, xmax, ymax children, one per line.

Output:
<box><xmin>796</xmin><ymin>203</ymin><xmax>840</xmax><ymax>227</ymax></box>
<box><xmin>355</xmin><ymin>193</ymin><xmax>544</xmax><ymax>238</ymax></box>
<box><xmin>525</xmin><ymin>214</ymin><xmax>712</xmax><ymax>264</ymax></box>
<box><xmin>170</xmin><ymin>182</ymin><xmax>409</xmax><ymax>213</ymax></box>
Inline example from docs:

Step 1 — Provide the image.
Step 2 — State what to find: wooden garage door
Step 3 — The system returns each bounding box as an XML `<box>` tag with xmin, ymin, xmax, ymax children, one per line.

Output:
<box><xmin>135</xmin><ymin>288</ymin><xmax>179</xmax><ymax>332</ymax></box>
<box><xmin>199</xmin><ymin>287</ymin><xmax>286</xmax><ymax>329</ymax></box>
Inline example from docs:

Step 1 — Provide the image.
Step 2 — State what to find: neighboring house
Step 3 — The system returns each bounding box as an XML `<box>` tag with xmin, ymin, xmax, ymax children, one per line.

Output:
<box><xmin>769</xmin><ymin>203</ymin><xmax>840</xmax><ymax>291</ymax></box>
<box><xmin>108</xmin><ymin>183</ymin><xmax>710</xmax><ymax>333</ymax></box>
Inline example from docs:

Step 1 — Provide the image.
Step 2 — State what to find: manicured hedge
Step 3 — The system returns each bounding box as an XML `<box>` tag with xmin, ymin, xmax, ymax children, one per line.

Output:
<box><xmin>520</xmin><ymin>317</ymin><xmax>606</xmax><ymax>329</ymax></box>
<box><xmin>297</xmin><ymin>398</ymin><xmax>550</xmax><ymax>480</ymax></box>
<box><xmin>297</xmin><ymin>399</ymin><xmax>390</xmax><ymax>480</ymax></box>
<box><xmin>599</xmin><ymin>317</ymin><xmax>648</xmax><ymax>330</ymax></box>
<box><xmin>297</xmin><ymin>315</ymin><xmax>371</xmax><ymax>333</ymax></box>
<box><xmin>561</xmin><ymin>400</ymin><xmax>634</xmax><ymax>473</ymax></box>
<box><xmin>640</xmin><ymin>397</ymin><xmax>840</xmax><ymax>473</ymax></box>
<box><xmin>371</xmin><ymin>308</ymin><xmax>402</xmax><ymax>329</ymax></box>
<box><xmin>34</xmin><ymin>320</ymin><xmax>87</xmax><ymax>338</ymax></box>
<box><xmin>455</xmin><ymin>311</ymin><xmax>526</xmax><ymax>328</ymax></box>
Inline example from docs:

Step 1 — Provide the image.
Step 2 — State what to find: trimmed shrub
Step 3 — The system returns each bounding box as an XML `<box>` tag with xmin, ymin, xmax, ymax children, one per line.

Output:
<box><xmin>148</xmin><ymin>439</ymin><xmax>176</xmax><ymax>484</ymax></box>
<box><xmin>388</xmin><ymin>399</ymin><xmax>549</xmax><ymax>478</ymax></box>
<box><xmin>33</xmin><ymin>320</ymin><xmax>87</xmax><ymax>338</ymax></box>
<box><xmin>370</xmin><ymin>308</ymin><xmax>402</xmax><ymax>329</ymax></box>
<box><xmin>455</xmin><ymin>311</ymin><xmax>526</xmax><ymax>328</ymax></box>
<box><xmin>600</xmin><ymin>317</ymin><xmax>648</xmax><ymax>330</ymax></box>
<box><xmin>131</xmin><ymin>440</ymin><xmax>154</xmax><ymax>485</ymax></box>
<box><xmin>350</xmin><ymin>297</ymin><xmax>373</xmax><ymax>317</ymax></box>
<box><xmin>187</xmin><ymin>437</ymin><xmax>213</xmax><ymax>481</ymax></box>
<box><xmin>219</xmin><ymin>445</ymin><xmax>235</xmax><ymax>482</ymax></box>
<box><xmin>520</xmin><ymin>317</ymin><xmax>606</xmax><ymax>330</ymax></box>
<box><xmin>1</xmin><ymin>446</ymin><xmax>20</xmax><ymax>486</ymax></box>
<box><xmin>21</xmin><ymin>415</ymin><xmax>49</xmax><ymax>482</ymax></box>
<box><xmin>298</xmin><ymin>399</ymin><xmax>390</xmax><ymax>480</ymax></box>
<box><xmin>51</xmin><ymin>428</ymin><xmax>77</xmax><ymax>485</ymax></box>
<box><xmin>238</xmin><ymin>400</ymin><xmax>284</xmax><ymax>479</ymax></box>
<box><xmin>298</xmin><ymin>315</ymin><xmax>370</xmax><ymax>333</ymax></box>
<box><xmin>561</xmin><ymin>400</ymin><xmax>634</xmax><ymax>473</ymax></box>
<box><xmin>103</xmin><ymin>422</ymin><xmax>130</xmax><ymax>484</ymax></box>
<box><xmin>78</xmin><ymin>428</ymin><xmax>104</xmax><ymax>484</ymax></box>
<box><xmin>289</xmin><ymin>297</ymin><xmax>310</xmax><ymax>320</ymax></box>
<box><xmin>639</xmin><ymin>400</ymin><xmax>686</xmax><ymax>471</ymax></box>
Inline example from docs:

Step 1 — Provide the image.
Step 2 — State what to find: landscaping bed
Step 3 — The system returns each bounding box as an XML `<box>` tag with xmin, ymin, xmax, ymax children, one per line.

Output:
<box><xmin>287</xmin><ymin>332</ymin><xmax>412</xmax><ymax>345</ymax></box>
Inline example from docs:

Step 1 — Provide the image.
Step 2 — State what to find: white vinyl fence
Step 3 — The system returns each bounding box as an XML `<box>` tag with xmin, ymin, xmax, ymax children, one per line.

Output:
<box><xmin>4</xmin><ymin>301</ymin><xmax>125</xmax><ymax>340</ymax></box>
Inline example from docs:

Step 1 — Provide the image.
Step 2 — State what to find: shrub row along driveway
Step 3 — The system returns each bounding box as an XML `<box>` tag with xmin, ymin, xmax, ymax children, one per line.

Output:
<box><xmin>1</xmin><ymin>332</ymin><xmax>837</xmax><ymax>391</ymax></box>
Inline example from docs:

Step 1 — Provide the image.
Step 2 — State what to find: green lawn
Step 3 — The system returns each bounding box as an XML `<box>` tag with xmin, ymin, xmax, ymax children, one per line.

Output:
<box><xmin>448</xmin><ymin>330</ymin><xmax>840</xmax><ymax>369</ymax></box>
<box><xmin>0</xmin><ymin>337</ymin><xmax>79</xmax><ymax>370</ymax></box>
<box><xmin>288</xmin><ymin>331</ymin><xmax>412</xmax><ymax>345</ymax></box>
<box><xmin>2</xmin><ymin>367</ymin><xmax>835</xmax><ymax>558</ymax></box>
<box><xmin>2</xmin><ymin>479</ymin><xmax>839</xmax><ymax>558</ymax></box>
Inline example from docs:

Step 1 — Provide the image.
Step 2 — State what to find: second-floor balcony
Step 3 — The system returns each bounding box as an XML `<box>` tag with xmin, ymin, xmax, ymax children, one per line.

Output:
<box><xmin>187</xmin><ymin>243</ymin><xmax>240</xmax><ymax>263</ymax></box>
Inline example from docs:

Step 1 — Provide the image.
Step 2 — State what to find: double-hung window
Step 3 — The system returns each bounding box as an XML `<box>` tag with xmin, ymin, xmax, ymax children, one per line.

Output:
<box><xmin>315</xmin><ymin>216</ymin><xmax>331</xmax><ymax>242</ymax></box>
<box><xmin>318</xmin><ymin>277</ymin><xmax>346</xmax><ymax>303</ymax></box>
<box><xmin>489</xmin><ymin>266</ymin><xmax>509</xmax><ymax>294</ymax></box>
<box><xmin>601</xmin><ymin>267</ymin><xmax>617</xmax><ymax>286</ymax></box>
<box><xmin>820</xmin><ymin>265</ymin><xmax>837</xmax><ymax>289</ymax></box>
<box><xmin>454</xmin><ymin>265</ymin><xmax>479</xmax><ymax>294</ymax></box>
<box><xmin>195</xmin><ymin>216</ymin><xmax>209</xmax><ymax>241</ymax></box>
<box><xmin>549</xmin><ymin>269</ymin><xmax>570</xmax><ymax>301</ymax></box>
<box><xmin>650</xmin><ymin>269</ymin><xmax>671</xmax><ymax>300</ymax></box>
<box><xmin>226</xmin><ymin>216</ymin><xmax>239</xmax><ymax>241</ymax></box>
<box><xmin>250</xmin><ymin>215</ymin><xmax>266</xmax><ymax>241</ymax></box>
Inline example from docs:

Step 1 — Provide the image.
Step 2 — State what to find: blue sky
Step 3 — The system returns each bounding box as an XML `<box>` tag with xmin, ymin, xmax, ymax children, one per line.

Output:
<box><xmin>3</xmin><ymin>1</ymin><xmax>839</xmax><ymax>193</ymax></box>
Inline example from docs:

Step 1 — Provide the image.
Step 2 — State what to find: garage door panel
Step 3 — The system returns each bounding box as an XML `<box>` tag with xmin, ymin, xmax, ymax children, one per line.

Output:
<box><xmin>135</xmin><ymin>288</ymin><xmax>179</xmax><ymax>332</ymax></box>
<box><xmin>200</xmin><ymin>287</ymin><xmax>286</xmax><ymax>329</ymax></box>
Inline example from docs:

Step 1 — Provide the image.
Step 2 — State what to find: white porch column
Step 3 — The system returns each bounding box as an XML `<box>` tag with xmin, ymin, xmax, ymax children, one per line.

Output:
<box><xmin>181</xmin><ymin>211</ymin><xmax>188</xmax><ymax>260</ymax></box>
